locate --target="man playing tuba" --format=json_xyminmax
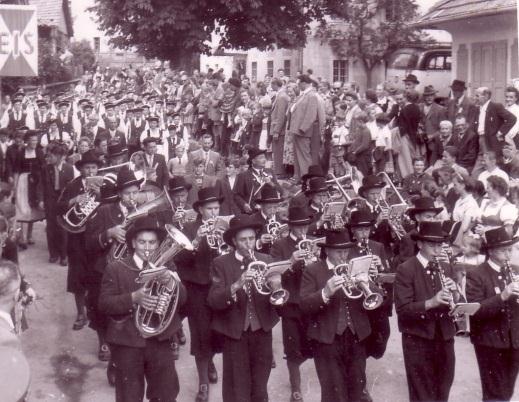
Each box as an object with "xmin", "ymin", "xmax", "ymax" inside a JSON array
[{"xmin": 99, "ymin": 216, "xmax": 186, "ymax": 402}]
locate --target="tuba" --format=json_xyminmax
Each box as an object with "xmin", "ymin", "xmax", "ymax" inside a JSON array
[
  {"xmin": 245, "ymin": 249, "xmax": 289, "ymax": 306},
  {"xmin": 134, "ymin": 224, "xmax": 193, "ymax": 338},
  {"xmin": 333, "ymin": 261, "xmax": 383, "ymax": 310},
  {"xmin": 108, "ymin": 190, "xmax": 174, "ymax": 263},
  {"xmin": 58, "ymin": 176, "xmax": 109, "ymax": 233}
]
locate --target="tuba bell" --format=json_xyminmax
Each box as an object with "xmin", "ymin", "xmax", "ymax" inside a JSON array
[
  {"xmin": 134, "ymin": 224, "xmax": 193, "ymax": 338},
  {"xmin": 108, "ymin": 190, "xmax": 175, "ymax": 263}
]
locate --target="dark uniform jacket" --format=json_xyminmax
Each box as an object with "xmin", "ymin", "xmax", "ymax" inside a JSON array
[
  {"xmin": 208, "ymin": 251, "xmax": 279, "ymax": 340},
  {"xmin": 467, "ymin": 262, "xmax": 519, "ymax": 349},
  {"xmin": 41, "ymin": 162, "xmax": 75, "ymax": 212},
  {"xmin": 85, "ymin": 202, "xmax": 126, "ymax": 274},
  {"xmin": 98, "ymin": 255, "xmax": 186, "ymax": 347},
  {"xmin": 143, "ymin": 153, "xmax": 169, "ymax": 188},
  {"xmin": 233, "ymin": 167, "xmax": 282, "ymax": 213},
  {"xmin": 300, "ymin": 259, "xmax": 373, "ymax": 344},
  {"xmin": 394, "ymin": 256, "xmax": 456, "ymax": 340},
  {"xmin": 251, "ymin": 210, "xmax": 284, "ymax": 255},
  {"xmin": 473, "ymin": 101, "xmax": 516, "ymax": 156}
]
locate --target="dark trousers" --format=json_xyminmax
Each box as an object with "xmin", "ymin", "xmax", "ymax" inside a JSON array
[
  {"xmin": 474, "ymin": 344, "xmax": 519, "ymax": 401},
  {"xmin": 45, "ymin": 199, "xmax": 67, "ymax": 259},
  {"xmin": 221, "ymin": 123, "xmax": 232, "ymax": 158},
  {"xmin": 222, "ymin": 329, "xmax": 273, "ymax": 402},
  {"xmin": 85, "ymin": 271, "xmax": 108, "ymax": 334},
  {"xmin": 110, "ymin": 340, "xmax": 179, "ymax": 402},
  {"xmin": 402, "ymin": 333, "xmax": 455, "ymax": 402},
  {"xmin": 313, "ymin": 330, "xmax": 367, "ymax": 402}
]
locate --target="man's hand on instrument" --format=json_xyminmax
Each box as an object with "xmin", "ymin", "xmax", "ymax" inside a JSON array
[
  {"xmin": 260, "ymin": 233, "xmax": 274, "ymax": 245},
  {"xmin": 442, "ymin": 277, "xmax": 457, "ymax": 293},
  {"xmin": 233, "ymin": 270, "xmax": 255, "ymax": 290},
  {"xmin": 369, "ymin": 258, "xmax": 381, "ymax": 277},
  {"xmin": 430, "ymin": 289, "xmax": 452, "ymax": 307},
  {"xmin": 107, "ymin": 225, "xmax": 126, "ymax": 243},
  {"xmin": 243, "ymin": 203, "xmax": 253, "ymax": 214},
  {"xmin": 290, "ymin": 249, "xmax": 307, "ymax": 264},
  {"xmin": 501, "ymin": 282, "xmax": 519, "ymax": 301},
  {"xmin": 323, "ymin": 275, "xmax": 345, "ymax": 298},
  {"xmin": 132, "ymin": 287, "xmax": 158, "ymax": 310}
]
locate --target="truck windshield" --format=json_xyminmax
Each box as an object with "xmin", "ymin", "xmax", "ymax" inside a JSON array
[{"xmin": 389, "ymin": 52, "xmax": 418, "ymax": 70}]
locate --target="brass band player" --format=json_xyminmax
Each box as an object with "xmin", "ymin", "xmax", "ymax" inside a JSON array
[
  {"xmin": 270, "ymin": 206, "xmax": 315, "ymax": 401},
  {"xmin": 98, "ymin": 216, "xmax": 186, "ymax": 401},
  {"xmin": 207, "ymin": 215, "xmax": 280, "ymax": 402},
  {"xmin": 466, "ymin": 227, "xmax": 519, "ymax": 402},
  {"xmin": 304, "ymin": 177, "xmax": 339, "ymax": 237},
  {"xmin": 300, "ymin": 230, "xmax": 381, "ymax": 402},
  {"xmin": 252, "ymin": 184, "xmax": 285, "ymax": 255},
  {"xmin": 394, "ymin": 221, "xmax": 461, "ymax": 402},
  {"xmin": 173, "ymin": 187, "xmax": 224, "ymax": 402}
]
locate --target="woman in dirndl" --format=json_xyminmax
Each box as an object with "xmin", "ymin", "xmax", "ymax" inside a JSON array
[{"xmin": 14, "ymin": 130, "xmax": 45, "ymax": 248}]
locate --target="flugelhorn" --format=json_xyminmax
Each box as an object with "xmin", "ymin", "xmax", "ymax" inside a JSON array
[
  {"xmin": 297, "ymin": 238, "xmax": 321, "ymax": 266},
  {"xmin": 333, "ymin": 260, "xmax": 383, "ymax": 310},
  {"xmin": 267, "ymin": 216, "xmax": 288, "ymax": 240},
  {"xmin": 134, "ymin": 224, "xmax": 193, "ymax": 338}
]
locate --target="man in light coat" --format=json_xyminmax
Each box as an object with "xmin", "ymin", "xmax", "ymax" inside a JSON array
[{"xmin": 269, "ymin": 79, "xmax": 290, "ymax": 177}]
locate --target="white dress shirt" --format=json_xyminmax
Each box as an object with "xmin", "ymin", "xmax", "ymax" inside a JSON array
[{"xmin": 477, "ymin": 100, "xmax": 490, "ymax": 136}]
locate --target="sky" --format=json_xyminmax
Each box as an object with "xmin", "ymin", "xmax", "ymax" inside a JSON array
[{"xmin": 71, "ymin": 0, "xmax": 444, "ymax": 40}]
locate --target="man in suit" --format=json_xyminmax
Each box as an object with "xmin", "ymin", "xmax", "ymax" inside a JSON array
[
  {"xmin": 142, "ymin": 137, "xmax": 168, "ymax": 188},
  {"xmin": 289, "ymin": 74, "xmax": 325, "ymax": 181},
  {"xmin": 215, "ymin": 158, "xmax": 241, "ymax": 216},
  {"xmin": 99, "ymin": 216, "xmax": 186, "ymax": 402},
  {"xmin": 0, "ymin": 260, "xmax": 30, "ymax": 402},
  {"xmin": 270, "ymin": 207, "xmax": 314, "ymax": 402},
  {"xmin": 188, "ymin": 133, "xmax": 224, "ymax": 178},
  {"xmin": 185, "ymin": 156, "xmax": 218, "ymax": 206},
  {"xmin": 466, "ymin": 227, "xmax": 519, "ymax": 402},
  {"xmin": 270, "ymin": 79, "xmax": 290, "ymax": 177},
  {"xmin": 104, "ymin": 116, "xmax": 127, "ymax": 147},
  {"xmin": 208, "ymin": 214, "xmax": 280, "ymax": 402},
  {"xmin": 42, "ymin": 143, "xmax": 74, "ymax": 265},
  {"xmin": 174, "ymin": 187, "xmax": 223, "ymax": 401},
  {"xmin": 446, "ymin": 80, "xmax": 478, "ymax": 126},
  {"xmin": 251, "ymin": 184, "xmax": 284, "ymax": 255},
  {"xmin": 0, "ymin": 128, "xmax": 10, "ymax": 182},
  {"xmin": 34, "ymin": 101, "xmax": 52, "ymax": 130},
  {"xmin": 56, "ymin": 101, "xmax": 75, "ymax": 136},
  {"xmin": 1, "ymin": 96, "xmax": 27, "ymax": 130},
  {"xmin": 454, "ymin": 114, "xmax": 478, "ymax": 172},
  {"xmin": 288, "ymin": 164, "xmax": 325, "ymax": 210},
  {"xmin": 473, "ymin": 86, "xmax": 516, "ymax": 160},
  {"xmin": 395, "ymin": 222, "xmax": 460, "ymax": 402},
  {"xmin": 300, "ymin": 229, "xmax": 380, "ymax": 402},
  {"xmin": 234, "ymin": 147, "xmax": 282, "ymax": 214},
  {"xmin": 420, "ymin": 86, "xmax": 447, "ymax": 165},
  {"xmin": 127, "ymin": 107, "xmax": 146, "ymax": 156}
]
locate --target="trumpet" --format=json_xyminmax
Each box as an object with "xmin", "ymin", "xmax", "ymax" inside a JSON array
[
  {"xmin": 245, "ymin": 249, "xmax": 289, "ymax": 306},
  {"xmin": 266, "ymin": 216, "xmax": 288, "ymax": 240},
  {"xmin": 202, "ymin": 216, "xmax": 231, "ymax": 255},
  {"xmin": 297, "ymin": 238, "xmax": 321, "ymax": 266},
  {"xmin": 333, "ymin": 261, "xmax": 383, "ymax": 310}
]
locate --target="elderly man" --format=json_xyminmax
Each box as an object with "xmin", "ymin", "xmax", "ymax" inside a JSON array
[
  {"xmin": 104, "ymin": 117, "xmax": 127, "ymax": 147},
  {"xmin": 288, "ymin": 74, "xmax": 325, "ymax": 181},
  {"xmin": 429, "ymin": 120, "xmax": 458, "ymax": 166},
  {"xmin": 504, "ymin": 86, "xmax": 519, "ymax": 146},
  {"xmin": 446, "ymin": 80, "xmax": 477, "ymax": 125},
  {"xmin": 420, "ymin": 85, "xmax": 447, "ymax": 165}
]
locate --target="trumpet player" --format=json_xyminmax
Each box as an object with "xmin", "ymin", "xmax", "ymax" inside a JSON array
[
  {"xmin": 85, "ymin": 169, "xmax": 143, "ymax": 380},
  {"xmin": 207, "ymin": 214, "xmax": 280, "ymax": 402},
  {"xmin": 300, "ymin": 230, "xmax": 380, "ymax": 402},
  {"xmin": 304, "ymin": 176, "xmax": 336, "ymax": 236},
  {"xmin": 270, "ymin": 207, "xmax": 315, "ymax": 402},
  {"xmin": 160, "ymin": 176, "xmax": 192, "ymax": 230},
  {"xmin": 98, "ymin": 216, "xmax": 186, "ymax": 402},
  {"xmin": 466, "ymin": 227, "xmax": 519, "ymax": 402},
  {"xmin": 394, "ymin": 221, "xmax": 460, "ymax": 402},
  {"xmin": 57, "ymin": 150, "xmax": 102, "ymax": 332},
  {"xmin": 173, "ymin": 187, "xmax": 224, "ymax": 402},
  {"xmin": 348, "ymin": 210, "xmax": 391, "ymax": 362},
  {"xmin": 252, "ymin": 184, "xmax": 285, "ymax": 254}
]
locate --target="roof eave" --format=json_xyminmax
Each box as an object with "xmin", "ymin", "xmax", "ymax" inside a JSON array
[{"xmin": 412, "ymin": 6, "xmax": 516, "ymax": 29}]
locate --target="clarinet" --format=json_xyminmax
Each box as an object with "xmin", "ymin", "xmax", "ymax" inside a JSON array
[{"xmin": 503, "ymin": 260, "xmax": 519, "ymax": 304}]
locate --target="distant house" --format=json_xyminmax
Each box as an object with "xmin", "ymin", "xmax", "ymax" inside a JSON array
[
  {"xmin": 414, "ymin": 0, "xmax": 517, "ymax": 103},
  {"xmin": 29, "ymin": 0, "xmax": 73, "ymax": 54}
]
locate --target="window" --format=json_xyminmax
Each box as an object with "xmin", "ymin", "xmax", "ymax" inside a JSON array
[
  {"xmin": 284, "ymin": 59, "xmax": 291, "ymax": 77},
  {"xmin": 267, "ymin": 60, "xmax": 274, "ymax": 77},
  {"xmin": 251, "ymin": 62, "xmax": 258, "ymax": 81},
  {"xmin": 333, "ymin": 60, "xmax": 348, "ymax": 83},
  {"xmin": 389, "ymin": 52, "xmax": 419, "ymax": 69},
  {"xmin": 426, "ymin": 54, "xmax": 452, "ymax": 70}
]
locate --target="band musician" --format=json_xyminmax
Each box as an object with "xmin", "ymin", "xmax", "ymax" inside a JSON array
[
  {"xmin": 252, "ymin": 184, "xmax": 285, "ymax": 255},
  {"xmin": 98, "ymin": 216, "xmax": 186, "ymax": 401},
  {"xmin": 466, "ymin": 227, "xmax": 519, "ymax": 402},
  {"xmin": 207, "ymin": 214, "xmax": 280, "ymax": 402},
  {"xmin": 394, "ymin": 221, "xmax": 460, "ymax": 402},
  {"xmin": 270, "ymin": 206, "xmax": 314, "ymax": 402},
  {"xmin": 300, "ymin": 230, "xmax": 380, "ymax": 402}
]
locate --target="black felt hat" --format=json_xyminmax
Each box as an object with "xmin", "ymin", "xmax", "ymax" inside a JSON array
[{"xmin": 223, "ymin": 214, "xmax": 263, "ymax": 246}]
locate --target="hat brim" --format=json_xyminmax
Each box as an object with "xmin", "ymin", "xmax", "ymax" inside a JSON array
[
  {"xmin": 358, "ymin": 182, "xmax": 386, "ymax": 197},
  {"xmin": 168, "ymin": 183, "xmax": 192, "ymax": 194},
  {"xmin": 483, "ymin": 236, "xmax": 519, "ymax": 250},
  {"xmin": 280, "ymin": 217, "xmax": 314, "ymax": 226},
  {"xmin": 100, "ymin": 194, "xmax": 119, "ymax": 203},
  {"xmin": 301, "ymin": 172, "xmax": 324, "ymax": 182},
  {"xmin": 316, "ymin": 241, "xmax": 355, "ymax": 249},
  {"xmin": 304, "ymin": 185, "xmax": 334, "ymax": 195},
  {"xmin": 75, "ymin": 159, "xmax": 103, "ymax": 170},
  {"xmin": 247, "ymin": 149, "xmax": 267, "ymax": 163},
  {"xmin": 407, "ymin": 207, "xmax": 442, "ymax": 219},
  {"xmin": 193, "ymin": 196, "xmax": 224, "ymax": 211},
  {"xmin": 348, "ymin": 219, "xmax": 375, "ymax": 228},
  {"xmin": 117, "ymin": 178, "xmax": 144, "ymax": 190},
  {"xmin": 255, "ymin": 196, "xmax": 284, "ymax": 204},
  {"xmin": 403, "ymin": 79, "xmax": 420, "ymax": 84},
  {"xmin": 125, "ymin": 224, "xmax": 167, "ymax": 247},
  {"xmin": 223, "ymin": 222, "xmax": 263, "ymax": 246},
  {"xmin": 108, "ymin": 150, "xmax": 128, "ymax": 158},
  {"xmin": 410, "ymin": 233, "xmax": 448, "ymax": 243}
]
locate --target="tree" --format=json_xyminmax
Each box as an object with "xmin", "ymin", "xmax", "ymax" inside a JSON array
[
  {"xmin": 89, "ymin": 0, "xmax": 324, "ymax": 69},
  {"xmin": 69, "ymin": 40, "xmax": 96, "ymax": 71},
  {"xmin": 317, "ymin": 0, "xmax": 430, "ymax": 87}
]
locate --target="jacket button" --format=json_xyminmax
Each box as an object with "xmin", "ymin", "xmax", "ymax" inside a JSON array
[
  {"xmin": 227, "ymin": 301, "xmax": 231, "ymax": 305},
  {"xmin": 420, "ymin": 314, "xmax": 425, "ymax": 319}
]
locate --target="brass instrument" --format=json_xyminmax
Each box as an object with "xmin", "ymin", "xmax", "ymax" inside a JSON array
[
  {"xmin": 377, "ymin": 172, "xmax": 409, "ymax": 239},
  {"xmin": 327, "ymin": 173, "xmax": 367, "ymax": 211},
  {"xmin": 333, "ymin": 260, "xmax": 383, "ymax": 310},
  {"xmin": 58, "ymin": 176, "xmax": 106, "ymax": 233},
  {"xmin": 245, "ymin": 249, "xmax": 289, "ymax": 306},
  {"xmin": 322, "ymin": 201, "xmax": 346, "ymax": 230},
  {"xmin": 297, "ymin": 238, "xmax": 321, "ymax": 266},
  {"xmin": 108, "ymin": 190, "xmax": 175, "ymax": 263},
  {"xmin": 504, "ymin": 260, "xmax": 519, "ymax": 304},
  {"xmin": 267, "ymin": 216, "xmax": 288, "ymax": 240},
  {"xmin": 202, "ymin": 216, "xmax": 231, "ymax": 255},
  {"xmin": 134, "ymin": 224, "xmax": 193, "ymax": 338}
]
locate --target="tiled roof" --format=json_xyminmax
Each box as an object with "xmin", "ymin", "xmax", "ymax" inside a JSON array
[
  {"xmin": 414, "ymin": 0, "xmax": 516, "ymax": 27},
  {"xmin": 28, "ymin": 0, "xmax": 73, "ymax": 36}
]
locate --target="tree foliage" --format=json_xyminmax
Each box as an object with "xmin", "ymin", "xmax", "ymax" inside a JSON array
[
  {"xmin": 90, "ymin": 0, "xmax": 324, "ymax": 68},
  {"xmin": 317, "ymin": 0, "xmax": 430, "ymax": 87},
  {"xmin": 69, "ymin": 39, "xmax": 96, "ymax": 71}
]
